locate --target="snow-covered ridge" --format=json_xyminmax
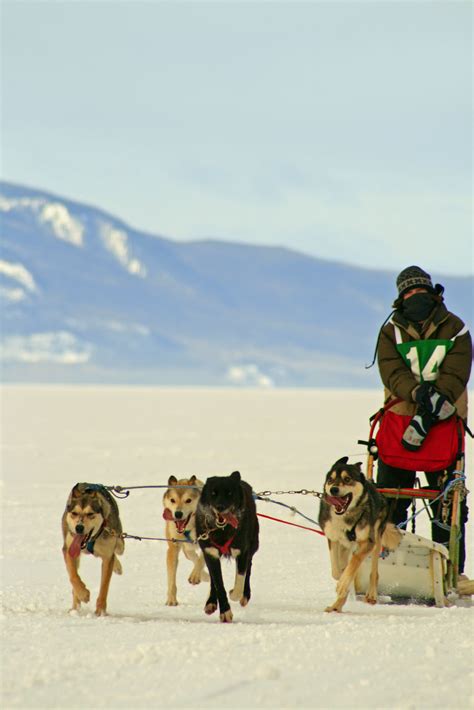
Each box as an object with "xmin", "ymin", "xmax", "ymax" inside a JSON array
[
  {"xmin": 0, "ymin": 287, "xmax": 27, "ymax": 302},
  {"xmin": 0, "ymin": 195, "xmax": 44, "ymax": 212},
  {"xmin": 39, "ymin": 203, "xmax": 84, "ymax": 247},
  {"xmin": 0, "ymin": 259, "xmax": 37, "ymax": 292},
  {"xmin": 227, "ymin": 363, "xmax": 274, "ymax": 388},
  {"xmin": 99, "ymin": 221, "xmax": 147, "ymax": 278},
  {"xmin": 1, "ymin": 331, "xmax": 92, "ymax": 364},
  {"xmin": 0, "ymin": 195, "xmax": 84, "ymax": 247}
]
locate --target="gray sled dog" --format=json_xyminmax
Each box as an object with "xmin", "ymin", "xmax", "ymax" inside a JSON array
[
  {"xmin": 162, "ymin": 475, "xmax": 208, "ymax": 606},
  {"xmin": 318, "ymin": 457, "xmax": 401, "ymax": 613},
  {"xmin": 62, "ymin": 483, "xmax": 124, "ymax": 615}
]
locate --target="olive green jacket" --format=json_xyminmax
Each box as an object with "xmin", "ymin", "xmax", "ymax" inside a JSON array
[{"xmin": 377, "ymin": 302, "xmax": 472, "ymax": 420}]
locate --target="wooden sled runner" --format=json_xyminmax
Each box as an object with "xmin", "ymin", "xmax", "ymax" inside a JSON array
[
  {"xmin": 355, "ymin": 531, "xmax": 449, "ymax": 607},
  {"xmin": 355, "ymin": 400, "xmax": 471, "ymax": 607}
]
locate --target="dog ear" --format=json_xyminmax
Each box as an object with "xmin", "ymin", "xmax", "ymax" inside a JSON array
[
  {"xmin": 333, "ymin": 456, "xmax": 349, "ymax": 467},
  {"xmin": 230, "ymin": 471, "xmax": 241, "ymax": 482},
  {"xmin": 189, "ymin": 475, "xmax": 196, "ymax": 485},
  {"xmin": 98, "ymin": 494, "xmax": 112, "ymax": 520},
  {"xmin": 168, "ymin": 475, "xmax": 177, "ymax": 486},
  {"xmin": 200, "ymin": 479, "xmax": 211, "ymax": 505},
  {"xmin": 67, "ymin": 483, "xmax": 81, "ymax": 506}
]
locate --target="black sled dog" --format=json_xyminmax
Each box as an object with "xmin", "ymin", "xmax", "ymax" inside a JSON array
[
  {"xmin": 318, "ymin": 457, "xmax": 401, "ymax": 613},
  {"xmin": 196, "ymin": 471, "xmax": 259, "ymax": 623}
]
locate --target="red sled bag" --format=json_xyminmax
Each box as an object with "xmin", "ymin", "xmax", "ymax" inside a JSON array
[{"xmin": 375, "ymin": 410, "xmax": 461, "ymax": 472}]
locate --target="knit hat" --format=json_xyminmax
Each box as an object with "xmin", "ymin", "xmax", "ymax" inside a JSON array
[{"xmin": 396, "ymin": 266, "xmax": 434, "ymax": 297}]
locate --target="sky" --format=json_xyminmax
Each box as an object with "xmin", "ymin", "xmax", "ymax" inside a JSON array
[{"xmin": 2, "ymin": 1, "xmax": 472, "ymax": 275}]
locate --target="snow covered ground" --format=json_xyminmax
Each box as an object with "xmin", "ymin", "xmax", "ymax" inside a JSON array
[{"xmin": 1, "ymin": 386, "xmax": 473, "ymax": 709}]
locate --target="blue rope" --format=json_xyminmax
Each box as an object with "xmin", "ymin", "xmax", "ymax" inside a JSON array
[
  {"xmin": 122, "ymin": 533, "xmax": 197, "ymax": 544},
  {"xmin": 396, "ymin": 473, "xmax": 466, "ymax": 530},
  {"xmin": 254, "ymin": 494, "xmax": 322, "ymax": 528}
]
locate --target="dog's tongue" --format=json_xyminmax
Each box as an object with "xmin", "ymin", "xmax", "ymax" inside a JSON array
[
  {"xmin": 175, "ymin": 518, "xmax": 188, "ymax": 533},
  {"xmin": 325, "ymin": 495, "xmax": 348, "ymax": 512},
  {"xmin": 163, "ymin": 508, "xmax": 190, "ymax": 533},
  {"xmin": 69, "ymin": 534, "xmax": 85, "ymax": 558},
  {"xmin": 218, "ymin": 512, "xmax": 239, "ymax": 529}
]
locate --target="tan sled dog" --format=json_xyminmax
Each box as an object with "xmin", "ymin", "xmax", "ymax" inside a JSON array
[
  {"xmin": 163, "ymin": 475, "xmax": 208, "ymax": 605},
  {"xmin": 62, "ymin": 483, "xmax": 124, "ymax": 615}
]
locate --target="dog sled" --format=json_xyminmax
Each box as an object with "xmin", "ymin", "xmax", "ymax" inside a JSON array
[{"xmin": 356, "ymin": 399, "xmax": 471, "ymax": 607}]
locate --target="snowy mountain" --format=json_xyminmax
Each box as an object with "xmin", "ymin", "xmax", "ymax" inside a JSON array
[{"xmin": 1, "ymin": 180, "xmax": 472, "ymax": 386}]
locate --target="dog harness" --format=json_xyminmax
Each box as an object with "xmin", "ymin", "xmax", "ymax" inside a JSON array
[
  {"xmin": 209, "ymin": 532, "xmax": 236, "ymax": 556},
  {"xmin": 82, "ymin": 520, "xmax": 107, "ymax": 554},
  {"xmin": 345, "ymin": 510, "xmax": 368, "ymax": 543}
]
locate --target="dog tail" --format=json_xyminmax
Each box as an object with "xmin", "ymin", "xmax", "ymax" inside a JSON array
[
  {"xmin": 113, "ymin": 555, "xmax": 123, "ymax": 575},
  {"xmin": 381, "ymin": 523, "xmax": 402, "ymax": 551}
]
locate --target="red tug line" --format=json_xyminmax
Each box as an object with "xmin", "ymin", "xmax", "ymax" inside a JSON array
[{"xmin": 257, "ymin": 512, "xmax": 325, "ymax": 536}]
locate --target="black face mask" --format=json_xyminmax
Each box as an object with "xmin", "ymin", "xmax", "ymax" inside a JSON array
[{"xmin": 401, "ymin": 293, "xmax": 436, "ymax": 322}]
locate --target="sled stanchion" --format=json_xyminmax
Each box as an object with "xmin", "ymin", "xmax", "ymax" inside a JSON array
[
  {"xmin": 367, "ymin": 449, "xmax": 375, "ymax": 481},
  {"xmin": 447, "ymin": 455, "xmax": 464, "ymax": 590}
]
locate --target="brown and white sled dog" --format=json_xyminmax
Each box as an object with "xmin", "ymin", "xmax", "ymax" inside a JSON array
[
  {"xmin": 318, "ymin": 457, "xmax": 401, "ymax": 613},
  {"xmin": 162, "ymin": 475, "xmax": 208, "ymax": 606},
  {"xmin": 62, "ymin": 483, "xmax": 124, "ymax": 616}
]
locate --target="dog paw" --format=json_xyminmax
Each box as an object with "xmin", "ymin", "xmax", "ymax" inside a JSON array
[
  {"xmin": 75, "ymin": 585, "xmax": 90, "ymax": 603},
  {"xmin": 220, "ymin": 609, "xmax": 233, "ymax": 623},
  {"xmin": 324, "ymin": 604, "xmax": 342, "ymax": 613},
  {"xmin": 95, "ymin": 606, "xmax": 107, "ymax": 616},
  {"xmin": 188, "ymin": 572, "xmax": 201, "ymax": 585},
  {"xmin": 229, "ymin": 588, "xmax": 241, "ymax": 602},
  {"xmin": 364, "ymin": 594, "xmax": 377, "ymax": 605},
  {"xmin": 204, "ymin": 602, "xmax": 217, "ymax": 615},
  {"xmin": 240, "ymin": 596, "xmax": 249, "ymax": 607},
  {"xmin": 166, "ymin": 598, "xmax": 179, "ymax": 606}
]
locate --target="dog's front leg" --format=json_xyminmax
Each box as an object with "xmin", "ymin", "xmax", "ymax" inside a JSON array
[
  {"xmin": 204, "ymin": 549, "xmax": 232, "ymax": 622},
  {"xmin": 183, "ymin": 545, "xmax": 208, "ymax": 585},
  {"xmin": 204, "ymin": 574, "xmax": 218, "ymax": 615},
  {"xmin": 166, "ymin": 542, "xmax": 180, "ymax": 605},
  {"xmin": 63, "ymin": 548, "xmax": 90, "ymax": 609},
  {"xmin": 325, "ymin": 541, "xmax": 373, "ymax": 613},
  {"xmin": 229, "ymin": 549, "xmax": 253, "ymax": 606},
  {"xmin": 95, "ymin": 555, "xmax": 114, "ymax": 616},
  {"xmin": 229, "ymin": 549, "xmax": 245, "ymax": 603},
  {"xmin": 242, "ymin": 553, "xmax": 256, "ymax": 606},
  {"xmin": 365, "ymin": 540, "xmax": 382, "ymax": 605},
  {"xmin": 328, "ymin": 540, "xmax": 341, "ymax": 580}
]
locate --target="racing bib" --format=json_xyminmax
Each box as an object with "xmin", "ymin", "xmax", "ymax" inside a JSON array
[{"xmin": 396, "ymin": 339, "xmax": 454, "ymax": 383}]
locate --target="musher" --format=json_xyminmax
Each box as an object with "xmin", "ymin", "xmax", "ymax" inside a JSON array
[{"xmin": 375, "ymin": 265, "xmax": 472, "ymax": 577}]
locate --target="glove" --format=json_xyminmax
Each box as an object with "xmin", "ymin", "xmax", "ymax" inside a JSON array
[
  {"xmin": 402, "ymin": 409, "xmax": 437, "ymax": 451},
  {"xmin": 413, "ymin": 383, "xmax": 455, "ymax": 421}
]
